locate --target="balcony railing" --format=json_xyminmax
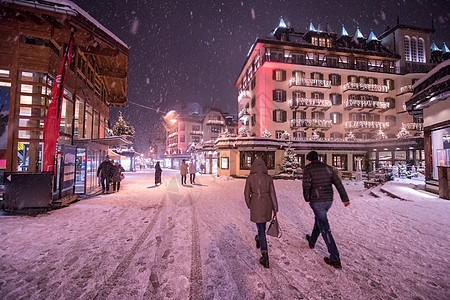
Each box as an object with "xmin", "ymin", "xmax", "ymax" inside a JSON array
[
  {"xmin": 168, "ymin": 132, "xmax": 178, "ymax": 138},
  {"xmin": 206, "ymin": 119, "xmax": 225, "ymax": 125},
  {"xmin": 238, "ymin": 107, "xmax": 250, "ymax": 119},
  {"xmin": 289, "ymin": 77, "xmax": 331, "ymax": 89},
  {"xmin": 344, "ymin": 99, "xmax": 390, "ymax": 110},
  {"xmin": 190, "ymin": 131, "xmax": 203, "ymax": 135},
  {"xmin": 400, "ymin": 85, "xmax": 414, "ymax": 94},
  {"xmin": 290, "ymin": 118, "xmax": 333, "ymax": 128},
  {"xmin": 343, "ymin": 82, "xmax": 389, "ymax": 93},
  {"xmin": 289, "ymin": 98, "xmax": 332, "ymax": 109},
  {"xmin": 344, "ymin": 121, "xmax": 390, "ymax": 129},
  {"xmin": 403, "ymin": 122, "xmax": 423, "ymax": 131}
]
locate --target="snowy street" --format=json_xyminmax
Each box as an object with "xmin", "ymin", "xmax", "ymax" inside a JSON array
[{"xmin": 1, "ymin": 169, "xmax": 449, "ymax": 300}]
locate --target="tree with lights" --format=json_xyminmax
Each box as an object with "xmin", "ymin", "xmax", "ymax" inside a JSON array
[
  {"xmin": 374, "ymin": 128, "xmax": 388, "ymax": 140},
  {"xmin": 262, "ymin": 129, "xmax": 272, "ymax": 138},
  {"xmin": 280, "ymin": 145, "xmax": 300, "ymax": 175},
  {"xmin": 112, "ymin": 111, "xmax": 135, "ymax": 137},
  {"xmin": 397, "ymin": 124, "xmax": 411, "ymax": 139},
  {"xmin": 345, "ymin": 131, "xmax": 356, "ymax": 141}
]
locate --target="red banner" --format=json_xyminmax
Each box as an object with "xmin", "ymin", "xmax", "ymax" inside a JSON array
[{"xmin": 42, "ymin": 34, "xmax": 73, "ymax": 173}]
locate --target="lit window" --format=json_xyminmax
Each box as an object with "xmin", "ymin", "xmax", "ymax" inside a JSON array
[
  {"xmin": 411, "ymin": 37, "xmax": 418, "ymax": 62},
  {"xmin": 312, "ymin": 37, "xmax": 318, "ymax": 46},
  {"xmin": 319, "ymin": 38, "xmax": 326, "ymax": 47},
  {"xmin": 418, "ymin": 38, "xmax": 425, "ymax": 63},
  {"xmin": 404, "ymin": 36, "xmax": 411, "ymax": 61},
  {"xmin": 275, "ymin": 70, "xmax": 283, "ymax": 81}
]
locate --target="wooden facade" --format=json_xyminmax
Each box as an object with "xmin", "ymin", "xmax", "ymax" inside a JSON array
[{"xmin": 0, "ymin": 1, "xmax": 129, "ymax": 173}]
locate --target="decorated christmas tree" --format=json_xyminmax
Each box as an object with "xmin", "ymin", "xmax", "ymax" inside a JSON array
[
  {"xmin": 310, "ymin": 130, "xmax": 320, "ymax": 140},
  {"xmin": 262, "ymin": 129, "xmax": 272, "ymax": 138},
  {"xmin": 281, "ymin": 130, "xmax": 291, "ymax": 140},
  {"xmin": 345, "ymin": 131, "xmax": 356, "ymax": 141},
  {"xmin": 374, "ymin": 128, "xmax": 388, "ymax": 140},
  {"xmin": 397, "ymin": 124, "xmax": 411, "ymax": 139},
  {"xmin": 112, "ymin": 111, "xmax": 135, "ymax": 137},
  {"xmin": 280, "ymin": 146, "xmax": 300, "ymax": 175},
  {"xmin": 238, "ymin": 126, "xmax": 250, "ymax": 137}
]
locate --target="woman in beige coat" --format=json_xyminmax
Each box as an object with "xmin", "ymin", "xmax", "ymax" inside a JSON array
[{"xmin": 244, "ymin": 157, "xmax": 278, "ymax": 268}]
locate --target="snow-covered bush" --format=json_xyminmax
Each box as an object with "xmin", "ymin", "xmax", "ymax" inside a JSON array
[{"xmin": 262, "ymin": 129, "xmax": 272, "ymax": 138}]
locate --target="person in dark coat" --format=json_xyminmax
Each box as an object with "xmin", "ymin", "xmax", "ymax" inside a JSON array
[
  {"xmin": 112, "ymin": 162, "xmax": 125, "ymax": 192},
  {"xmin": 244, "ymin": 157, "xmax": 278, "ymax": 268},
  {"xmin": 155, "ymin": 162, "xmax": 162, "ymax": 185},
  {"xmin": 303, "ymin": 151, "xmax": 350, "ymax": 269},
  {"xmin": 97, "ymin": 155, "xmax": 115, "ymax": 193},
  {"xmin": 180, "ymin": 160, "xmax": 188, "ymax": 185}
]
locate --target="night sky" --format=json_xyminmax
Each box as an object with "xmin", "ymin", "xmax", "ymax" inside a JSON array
[{"xmin": 73, "ymin": 0, "xmax": 450, "ymax": 153}]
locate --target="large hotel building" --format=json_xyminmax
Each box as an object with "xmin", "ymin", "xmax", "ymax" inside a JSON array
[{"xmin": 217, "ymin": 19, "xmax": 448, "ymax": 177}]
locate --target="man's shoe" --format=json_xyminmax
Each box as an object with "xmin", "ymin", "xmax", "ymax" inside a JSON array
[
  {"xmin": 306, "ymin": 234, "xmax": 315, "ymax": 249},
  {"xmin": 324, "ymin": 257, "xmax": 342, "ymax": 269},
  {"xmin": 255, "ymin": 235, "xmax": 260, "ymax": 249}
]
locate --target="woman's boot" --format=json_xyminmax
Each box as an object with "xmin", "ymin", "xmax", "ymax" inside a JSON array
[{"xmin": 259, "ymin": 251, "xmax": 269, "ymax": 268}]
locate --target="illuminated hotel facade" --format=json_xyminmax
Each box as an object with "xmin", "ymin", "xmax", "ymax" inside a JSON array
[{"xmin": 217, "ymin": 20, "xmax": 447, "ymax": 177}]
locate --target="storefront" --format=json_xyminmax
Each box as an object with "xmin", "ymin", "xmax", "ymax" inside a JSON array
[{"xmin": 431, "ymin": 126, "xmax": 450, "ymax": 180}]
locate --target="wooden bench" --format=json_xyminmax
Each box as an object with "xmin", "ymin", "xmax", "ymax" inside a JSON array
[
  {"xmin": 364, "ymin": 181, "xmax": 378, "ymax": 189},
  {"xmin": 341, "ymin": 171, "xmax": 353, "ymax": 180}
]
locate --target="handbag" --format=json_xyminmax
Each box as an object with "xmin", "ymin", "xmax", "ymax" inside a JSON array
[
  {"xmin": 120, "ymin": 174, "xmax": 125, "ymax": 180},
  {"xmin": 267, "ymin": 214, "xmax": 282, "ymax": 238}
]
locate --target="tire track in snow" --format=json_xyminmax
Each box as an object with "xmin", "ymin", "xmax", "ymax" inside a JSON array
[
  {"xmin": 93, "ymin": 194, "xmax": 167, "ymax": 300},
  {"xmin": 188, "ymin": 190, "xmax": 203, "ymax": 300}
]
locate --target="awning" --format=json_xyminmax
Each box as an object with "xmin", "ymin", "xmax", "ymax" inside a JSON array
[{"xmin": 84, "ymin": 136, "xmax": 132, "ymax": 147}]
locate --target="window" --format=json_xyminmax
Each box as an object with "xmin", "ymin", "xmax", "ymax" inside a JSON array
[
  {"xmin": 312, "ymin": 37, "xmax": 318, "ymax": 46},
  {"xmin": 404, "ymin": 36, "xmax": 411, "ymax": 61},
  {"xmin": 211, "ymin": 126, "xmax": 221, "ymax": 133},
  {"xmin": 293, "ymin": 131, "xmax": 306, "ymax": 138},
  {"xmin": 275, "ymin": 130, "xmax": 284, "ymax": 139},
  {"xmin": 418, "ymin": 38, "xmax": 425, "ymax": 63},
  {"xmin": 221, "ymin": 157, "xmax": 229, "ymax": 170},
  {"xmin": 329, "ymin": 74, "xmax": 341, "ymax": 86},
  {"xmin": 311, "ymin": 111, "xmax": 324, "ymax": 120},
  {"xmin": 273, "ymin": 110, "xmax": 287, "ymax": 123},
  {"xmin": 361, "ymin": 114, "xmax": 367, "ymax": 121},
  {"xmin": 192, "ymin": 125, "xmax": 200, "ymax": 131},
  {"xmin": 180, "ymin": 135, "xmax": 185, "ymax": 142},
  {"xmin": 192, "ymin": 136, "xmax": 200, "ymax": 143},
  {"xmin": 293, "ymin": 91, "xmax": 305, "ymax": 100},
  {"xmin": 240, "ymin": 151, "xmax": 275, "ymax": 170},
  {"xmin": 311, "ymin": 92, "xmax": 324, "ymax": 99},
  {"xmin": 293, "ymin": 110, "xmax": 306, "ymax": 119},
  {"xmin": 330, "ymin": 93, "xmax": 342, "ymax": 105},
  {"xmin": 251, "ymin": 77, "xmax": 256, "ymax": 89},
  {"xmin": 293, "ymin": 71, "xmax": 305, "ymax": 81},
  {"xmin": 384, "ymin": 79, "xmax": 395, "ymax": 91},
  {"xmin": 385, "ymin": 115, "xmax": 396, "ymax": 127},
  {"xmin": 368, "ymin": 77, "xmax": 378, "ymax": 85},
  {"xmin": 251, "ymin": 114, "xmax": 256, "ymax": 126},
  {"xmin": 411, "ymin": 37, "xmax": 418, "ymax": 62},
  {"xmin": 330, "ymin": 132, "xmax": 343, "ymax": 139},
  {"xmin": 311, "ymin": 72, "xmax": 323, "ymax": 80},
  {"xmin": 251, "ymin": 96, "xmax": 256, "ymax": 108},
  {"xmin": 330, "ymin": 112, "xmax": 342, "ymax": 124},
  {"xmin": 291, "ymin": 52, "xmax": 306, "ymax": 64},
  {"xmin": 180, "ymin": 123, "xmax": 185, "ymax": 131},
  {"xmin": 351, "ymin": 113, "xmax": 357, "ymax": 121},
  {"xmin": 273, "ymin": 69, "xmax": 286, "ymax": 81},
  {"xmin": 349, "ymin": 75, "xmax": 358, "ymax": 83},
  {"xmin": 273, "ymin": 89, "xmax": 286, "ymax": 102},
  {"xmin": 327, "ymin": 39, "xmax": 332, "ymax": 48},
  {"xmin": 319, "ymin": 38, "xmax": 326, "ymax": 47},
  {"xmin": 332, "ymin": 154, "xmax": 347, "ymax": 170},
  {"xmin": 385, "ymin": 97, "xmax": 395, "ymax": 109}
]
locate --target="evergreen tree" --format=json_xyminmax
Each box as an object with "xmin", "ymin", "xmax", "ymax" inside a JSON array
[
  {"xmin": 397, "ymin": 124, "xmax": 411, "ymax": 139},
  {"xmin": 112, "ymin": 111, "xmax": 135, "ymax": 137},
  {"xmin": 374, "ymin": 128, "xmax": 388, "ymax": 140},
  {"xmin": 280, "ymin": 146, "xmax": 300, "ymax": 175}
]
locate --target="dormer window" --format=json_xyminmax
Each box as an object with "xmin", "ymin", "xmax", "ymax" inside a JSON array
[
  {"xmin": 312, "ymin": 37, "xmax": 318, "ymax": 46},
  {"xmin": 319, "ymin": 38, "xmax": 326, "ymax": 47}
]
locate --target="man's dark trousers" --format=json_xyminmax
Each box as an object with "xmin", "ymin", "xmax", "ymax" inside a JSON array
[{"xmin": 309, "ymin": 201, "xmax": 340, "ymax": 262}]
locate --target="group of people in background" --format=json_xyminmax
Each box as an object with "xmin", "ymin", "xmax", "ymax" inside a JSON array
[
  {"xmin": 97, "ymin": 155, "xmax": 125, "ymax": 194},
  {"xmin": 180, "ymin": 159, "xmax": 196, "ymax": 185}
]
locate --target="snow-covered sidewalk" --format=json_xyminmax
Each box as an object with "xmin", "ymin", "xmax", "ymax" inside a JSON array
[{"xmin": 0, "ymin": 170, "xmax": 449, "ymax": 299}]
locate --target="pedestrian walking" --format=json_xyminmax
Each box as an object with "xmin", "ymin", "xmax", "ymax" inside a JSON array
[
  {"xmin": 97, "ymin": 155, "xmax": 115, "ymax": 193},
  {"xmin": 244, "ymin": 157, "xmax": 278, "ymax": 268},
  {"xmin": 302, "ymin": 151, "xmax": 350, "ymax": 269},
  {"xmin": 111, "ymin": 162, "xmax": 125, "ymax": 192},
  {"xmin": 155, "ymin": 161, "xmax": 162, "ymax": 185},
  {"xmin": 180, "ymin": 159, "xmax": 188, "ymax": 185},
  {"xmin": 200, "ymin": 163, "xmax": 205, "ymax": 174},
  {"xmin": 188, "ymin": 161, "xmax": 196, "ymax": 184}
]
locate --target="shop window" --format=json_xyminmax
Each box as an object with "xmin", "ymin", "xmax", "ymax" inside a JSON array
[
  {"xmin": 353, "ymin": 155, "xmax": 366, "ymax": 171},
  {"xmin": 332, "ymin": 154, "xmax": 348, "ymax": 170},
  {"xmin": 240, "ymin": 151, "xmax": 275, "ymax": 170}
]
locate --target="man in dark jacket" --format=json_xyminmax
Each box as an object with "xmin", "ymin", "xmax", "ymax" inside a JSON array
[
  {"xmin": 303, "ymin": 151, "xmax": 350, "ymax": 269},
  {"xmin": 97, "ymin": 155, "xmax": 114, "ymax": 193}
]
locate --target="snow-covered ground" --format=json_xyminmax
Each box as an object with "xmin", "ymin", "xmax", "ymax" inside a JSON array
[{"xmin": 0, "ymin": 169, "xmax": 449, "ymax": 300}]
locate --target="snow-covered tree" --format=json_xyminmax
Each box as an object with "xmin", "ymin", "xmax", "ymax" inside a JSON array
[
  {"xmin": 397, "ymin": 124, "xmax": 411, "ymax": 139},
  {"xmin": 345, "ymin": 131, "xmax": 356, "ymax": 141},
  {"xmin": 262, "ymin": 129, "xmax": 272, "ymax": 138},
  {"xmin": 310, "ymin": 130, "xmax": 320, "ymax": 140},
  {"xmin": 281, "ymin": 130, "xmax": 291, "ymax": 140},
  {"xmin": 238, "ymin": 126, "xmax": 250, "ymax": 137},
  {"xmin": 112, "ymin": 111, "xmax": 135, "ymax": 137},
  {"xmin": 280, "ymin": 146, "xmax": 300, "ymax": 175},
  {"xmin": 219, "ymin": 127, "xmax": 231, "ymax": 138},
  {"xmin": 374, "ymin": 128, "xmax": 388, "ymax": 140}
]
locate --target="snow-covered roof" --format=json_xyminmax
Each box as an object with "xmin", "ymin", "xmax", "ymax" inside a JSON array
[
  {"xmin": 442, "ymin": 42, "xmax": 450, "ymax": 53},
  {"xmin": 341, "ymin": 25, "xmax": 349, "ymax": 37},
  {"xmin": 413, "ymin": 59, "xmax": 450, "ymax": 89},
  {"xmin": 3, "ymin": 0, "xmax": 128, "ymax": 49},
  {"xmin": 278, "ymin": 17, "xmax": 287, "ymax": 28},
  {"xmin": 308, "ymin": 22, "xmax": 316, "ymax": 32},
  {"xmin": 367, "ymin": 31, "xmax": 379, "ymax": 42},
  {"xmin": 354, "ymin": 27, "xmax": 364, "ymax": 39}
]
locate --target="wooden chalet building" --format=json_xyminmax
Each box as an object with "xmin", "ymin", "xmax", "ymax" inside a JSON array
[{"xmin": 0, "ymin": 0, "xmax": 129, "ymax": 206}]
